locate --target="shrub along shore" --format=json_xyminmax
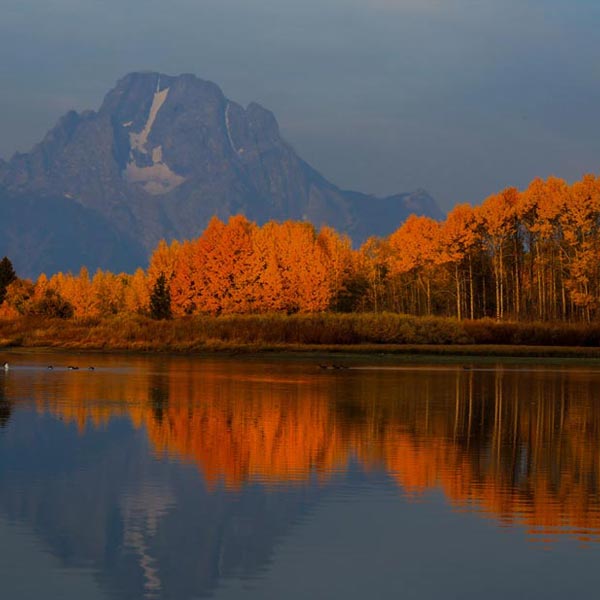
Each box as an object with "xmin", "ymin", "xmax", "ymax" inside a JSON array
[{"xmin": 2, "ymin": 313, "xmax": 600, "ymax": 358}]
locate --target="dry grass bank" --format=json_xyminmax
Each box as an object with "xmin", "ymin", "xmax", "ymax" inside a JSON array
[{"xmin": 1, "ymin": 313, "xmax": 600, "ymax": 357}]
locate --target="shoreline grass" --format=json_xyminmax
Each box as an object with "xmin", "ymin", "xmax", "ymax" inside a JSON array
[{"xmin": 2, "ymin": 313, "xmax": 600, "ymax": 358}]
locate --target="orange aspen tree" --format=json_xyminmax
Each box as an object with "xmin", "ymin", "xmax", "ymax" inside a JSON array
[
  {"xmin": 388, "ymin": 215, "xmax": 442, "ymax": 315},
  {"xmin": 560, "ymin": 175, "xmax": 600, "ymax": 321},
  {"xmin": 440, "ymin": 204, "xmax": 478, "ymax": 319},
  {"xmin": 148, "ymin": 240, "xmax": 180, "ymax": 283},
  {"xmin": 476, "ymin": 188, "xmax": 519, "ymax": 320},
  {"xmin": 147, "ymin": 239, "xmax": 181, "ymax": 318},
  {"xmin": 187, "ymin": 216, "xmax": 257, "ymax": 314},
  {"xmin": 218, "ymin": 215, "xmax": 259, "ymax": 313},
  {"xmin": 517, "ymin": 178, "xmax": 543, "ymax": 320},
  {"xmin": 191, "ymin": 216, "xmax": 228, "ymax": 314},
  {"xmin": 540, "ymin": 177, "xmax": 570, "ymax": 320},
  {"xmin": 251, "ymin": 222, "xmax": 287, "ymax": 312},
  {"xmin": 169, "ymin": 241, "xmax": 199, "ymax": 315},
  {"xmin": 91, "ymin": 270, "xmax": 127, "ymax": 315},
  {"xmin": 276, "ymin": 221, "xmax": 332, "ymax": 312},
  {"xmin": 123, "ymin": 268, "xmax": 149, "ymax": 314},
  {"xmin": 519, "ymin": 177, "xmax": 569, "ymax": 320},
  {"xmin": 316, "ymin": 226, "xmax": 356, "ymax": 311},
  {"xmin": 356, "ymin": 237, "xmax": 390, "ymax": 313},
  {"xmin": 49, "ymin": 268, "xmax": 96, "ymax": 316}
]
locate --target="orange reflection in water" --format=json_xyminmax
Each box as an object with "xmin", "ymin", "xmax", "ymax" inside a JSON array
[
  {"xmin": 27, "ymin": 359, "xmax": 600, "ymax": 543},
  {"xmin": 147, "ymin": 380, "xmax": 351, "ymax": 488}
]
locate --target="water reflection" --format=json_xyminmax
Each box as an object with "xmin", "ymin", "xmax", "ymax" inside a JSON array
[
  {"xmin": 2, "ymin": 356, "xmax": 600, "ymax": 598},
  {"xmin": 0, "ymin": 375, "xmax": 11, "ymax": 427},
  {"xmin": 13, "ymin": 359, "xmax": 600, "ymax": 540}
]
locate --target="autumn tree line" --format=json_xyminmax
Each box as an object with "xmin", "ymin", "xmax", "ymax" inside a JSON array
[{"xmin": 2, "ymin": 174, "xmax": 600, "ymax": 323}]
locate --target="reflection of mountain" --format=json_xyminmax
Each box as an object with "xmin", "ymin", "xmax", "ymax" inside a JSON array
[
  {"xmin": 0, "ymin": 408, "xmax": 328, "ymax": 600},
  {"xmin": 2, "ymin": 359, "xmax": 600, "ymax": 598}
]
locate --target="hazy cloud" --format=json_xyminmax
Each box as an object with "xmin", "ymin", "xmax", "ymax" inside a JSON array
[{"xmin": 1, "ymin": 0, "xmax": 599, "ymax": 209}]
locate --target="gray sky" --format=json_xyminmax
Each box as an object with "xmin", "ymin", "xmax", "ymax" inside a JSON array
[{"xmin": 1, "ymin": 0, "xmax": 600, "ymax": 210}]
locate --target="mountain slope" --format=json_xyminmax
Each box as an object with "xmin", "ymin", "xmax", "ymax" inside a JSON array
[
  {"xmin": 0, "ymin": 72, "xmax": 443, "ymax": 277},
  {"xmin": 0, "ymin": 191, "xmax": 146, "ymax": 276}
]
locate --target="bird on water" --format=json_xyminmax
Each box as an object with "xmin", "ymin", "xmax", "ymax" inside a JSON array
[{"xmin": 2, "ymin": 362, "xmax": 8, "ymax": 371}]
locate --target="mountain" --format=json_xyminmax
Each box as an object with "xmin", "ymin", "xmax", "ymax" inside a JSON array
[{"xmin": 0, "ymin": 72, "xmax": 443, "ymax": 277}]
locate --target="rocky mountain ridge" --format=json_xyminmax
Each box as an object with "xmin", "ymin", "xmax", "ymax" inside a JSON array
[{"xmin": 0, "ymin": 72, "xmax": 442, "ymax": 276}]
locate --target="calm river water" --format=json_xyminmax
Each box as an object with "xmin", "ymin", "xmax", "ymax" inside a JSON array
[{"xmin": 1, "ymin": 351, "xmax": 600, "ymax": 599}]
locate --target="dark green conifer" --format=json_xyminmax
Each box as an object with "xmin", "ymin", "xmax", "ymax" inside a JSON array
[
  {"xmin": 0, "ymin": 257, "xmax": 17, "ymax": 305},
  {"xmin": 149, "ymin": 273, "xmax": 172, "ymax": 320}
]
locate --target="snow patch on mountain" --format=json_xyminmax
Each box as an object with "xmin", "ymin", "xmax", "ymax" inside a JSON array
[
  {"xmin": 125, "ymin": 161, "xmax": 185, "ymax": 195},
  {"xmin": 225, "ymin": 102, "xmax": 241, "ymax": 154},
  {"xmin": 124, "ymin": 83, "xmax": 185, "ymax": 195},
  {"xmin": 129, "ymin": 86, "xmax": 169, "ymax": 154}
]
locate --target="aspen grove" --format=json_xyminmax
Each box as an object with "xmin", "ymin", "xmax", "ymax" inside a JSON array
[{"xmin": 3, "ymin": 175, "xmax": 600, "ymax": 323}]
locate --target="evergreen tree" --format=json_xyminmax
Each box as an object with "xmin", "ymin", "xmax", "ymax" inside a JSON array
[
  {"xmin": 30, "ymin": 289, "xmax": 74, "ymax": 319},
  {"xmin": 0, "ymin": 257, "xmax": 17, "ymax": 305},
  {"xmin": 149, "ymin": 273, "xmax": 172, "ymax": 319}
]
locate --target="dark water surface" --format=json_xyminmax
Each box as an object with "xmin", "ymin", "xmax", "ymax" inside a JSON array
[{"xmin": 1, "ymin": 351, "xmax": 600, "ymax": 599}]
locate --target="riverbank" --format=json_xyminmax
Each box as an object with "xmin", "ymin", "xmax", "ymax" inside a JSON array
[{"xmin": 2, "ymin": 313, "xmax": 600, "ymax": 358}]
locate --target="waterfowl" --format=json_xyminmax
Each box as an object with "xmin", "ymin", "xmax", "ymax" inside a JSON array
[
  {"xmin": 67, "ymin": 365, "xmax": 79, "ymax": 371},
  {"xmin": 2, "ymin": 362, "xmax": 8, "ymax": 371},
  {"xmin": 47, "ymin": 365, "xmax": 54, "ymax": 370},
  {"xmin": 88, "ymin": 366, "xmax": 95, "ymax": 371}
]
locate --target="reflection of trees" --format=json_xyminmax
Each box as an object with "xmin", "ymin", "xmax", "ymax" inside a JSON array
[
  {"xmin": 353, "ymin": 368, "xmax": 600, "ymax": 540},
  {"xmin": 149, "ymin": 373, "xmax": 170, "ymax": 425},
  {"xmin": 147, "ymin": 379, "xmax": 351, "ymax": 488},
  {"xmin": 34, "ymin": 361, "xmax": 600, "ymax": 541},
  {"xmin": 0, "ymin": 377, "xmax": 11, "ymax": 427}
]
